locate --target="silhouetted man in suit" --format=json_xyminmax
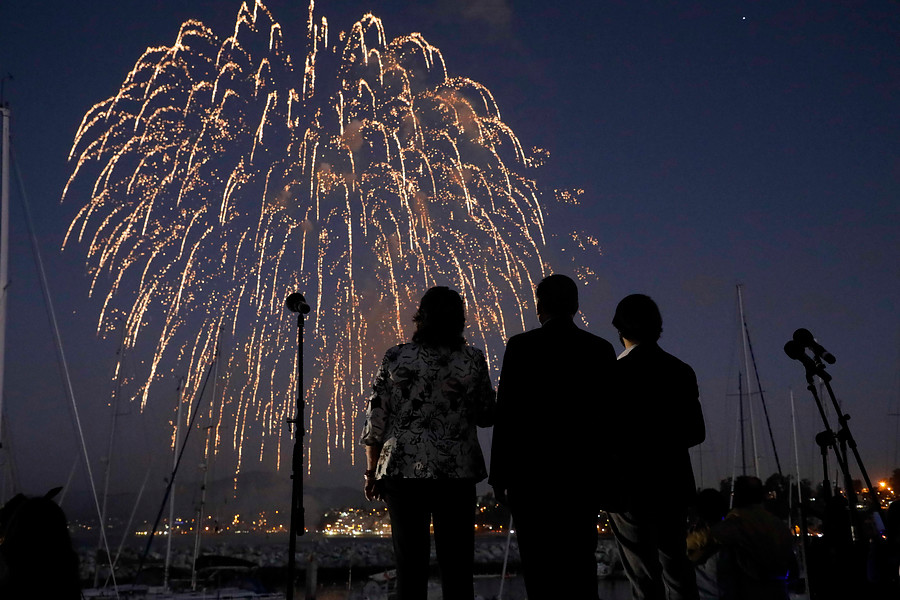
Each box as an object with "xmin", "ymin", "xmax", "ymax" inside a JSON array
[
  {"xmin": 490, "ymin": 274, "xmax": 617, "ymax": 600},
  {"xmin": 608, "ymin": 294, "xmax": 705, "ymax": 600}
]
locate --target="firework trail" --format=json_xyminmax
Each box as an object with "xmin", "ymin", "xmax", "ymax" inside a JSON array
[{"xmin": 63, "ymin": 0, "xmax": 574, "ymax": 474}]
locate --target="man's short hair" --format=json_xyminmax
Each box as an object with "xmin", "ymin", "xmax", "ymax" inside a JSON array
[
  {"xmin": 612, "ymin": 294, "xmax": 663, "ymax": 342},
  {"xmin": 535, "ymin": 274, "xmax": 579, "ymax": 317}
]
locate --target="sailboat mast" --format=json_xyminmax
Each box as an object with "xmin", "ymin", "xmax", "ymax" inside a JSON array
[
  {"xmin": 737, "ymin": 285, "xmax": 761, "ymax": 477},
  {"xmin": 191, "ymin": 426, "xmax": 212, "ymax": 591},
  {"xmin": 164, "ymin": 380, "xmax": 186, "ymax": 591},
  {"xmin": 94, "ymin": 340, "xmax": 125, "ymax": 589},
  {"xmin": 740, "ymin": 290, "xmax": 784, "ymax": 477},
  {"xmin": 0, "ymin": 106, "xmax": 10, "ymax": 454},
  {"xmin": 192, "ymin": 343, "xmax": 220, "ymax": 591},
  {"xmin": 739, "ymin": 372, "xmax": 746, "ymax": 475}
]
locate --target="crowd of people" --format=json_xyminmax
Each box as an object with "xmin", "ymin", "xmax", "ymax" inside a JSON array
[
  {"xmin": 361, "ymin": 276, "xmax": 708, "ymax": 599},
  {"xmin": 360, "ymin": 275, "xmax": 898, "ymax": 600}
]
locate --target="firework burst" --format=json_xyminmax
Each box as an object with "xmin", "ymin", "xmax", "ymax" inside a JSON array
[{"xmin": 64, "ymin": 0, "xmax": 557, "ymax": 474}]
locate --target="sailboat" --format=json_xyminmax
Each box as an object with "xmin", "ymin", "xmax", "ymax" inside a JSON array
[{"xmin": 728, "ymin": 284, "xmax": 783, "ymax": 487}]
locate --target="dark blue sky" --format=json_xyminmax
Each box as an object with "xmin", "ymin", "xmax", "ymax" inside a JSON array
[{"xmin": 1, "ymin": 0, "xmax": 898, "ymax": 508}]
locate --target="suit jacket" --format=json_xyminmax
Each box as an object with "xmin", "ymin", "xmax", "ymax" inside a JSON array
[
  {"xmin": 489, "ymin": 317, "xmax": 617, "ymax": 496},
  {"xmin": 614, "ymin": 342, "xmax": 705, "ymax": 507}
]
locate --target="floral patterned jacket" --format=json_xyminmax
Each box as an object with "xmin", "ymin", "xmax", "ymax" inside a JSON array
[{"xmin": 360, "ymin": 342, "xmax": 496, "ymax": 481}]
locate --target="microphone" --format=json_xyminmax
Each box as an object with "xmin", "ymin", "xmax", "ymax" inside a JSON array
[
  {"xmin": 784, "ymin": 340, "xmax": 818, "ymax": 371},
  {"xmin": 286, "ymin": 292, "xmax": 311, "ymax": 314},
  {"xmin": 792, "ymin": 328, "xmax": 836, "ymax": 364},
  {"xmin": 784, "ymin": 340, "xmax": 832, "ymax": 382}
]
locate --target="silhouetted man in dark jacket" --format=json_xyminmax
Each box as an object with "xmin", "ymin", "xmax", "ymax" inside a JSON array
[
  {"xmin": 608, "ymin": 294, "xmax": 706, "ymax": 600},
  {"xmin": 490, "ymin": 274, "xmax": 617, "ymax": 600}
]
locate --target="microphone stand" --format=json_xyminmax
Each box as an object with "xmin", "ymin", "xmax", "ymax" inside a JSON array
[
  {"xmin": 800, "ymin": 364, "xmax": 861, "ymax": 541},
  {"xmin": 788, "ymin": 342, "xmax": 885, "ymax": 598},
  {"xmin": 817, "ymin": 373, "xmax": 882, "ymax": 522},
  {"xmin": 285, "ymin": 293, "xmax": 311, "ymax": 600},
  {"xmin": 789, "ymin": 346, "xmax": 884, "ymax": 521}
]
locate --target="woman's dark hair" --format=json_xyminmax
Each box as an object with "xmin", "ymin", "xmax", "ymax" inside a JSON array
[
  {"xmin": 412, "ymin": 286, "xmax": 466, "ymax": 349},
  {"xmin": 612, "ymin": 293, "xmax": 663, "ymax": 343},
  {"xmin": 0, "ymin": 492, "xmax": 80, "ymax": 599}
]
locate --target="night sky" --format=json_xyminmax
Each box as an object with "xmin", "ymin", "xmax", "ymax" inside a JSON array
[{"xmin": 1, "ymin": 0, "xmax": 898, "ymax": 512}]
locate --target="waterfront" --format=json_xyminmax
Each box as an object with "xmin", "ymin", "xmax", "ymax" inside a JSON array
[
  {"xmin": 80, "ymin": 576, "xmax": 631, "ymax": 600},
  {"xmin": 75, "ymin": 532, "xmax": 630, "ymax": 599},
  {"xmin": 282, "ymin": 576, "xmax": 631, "ymax": 600}
]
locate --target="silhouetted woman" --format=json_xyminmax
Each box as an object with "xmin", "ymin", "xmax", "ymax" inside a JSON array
[
  {"xmin": 0, "ymin": 491, "xmax": 80, "ymax": 599},
  {"xmin": 361, "ymin": 286, "xmax": 495, "ymax": 600}
]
